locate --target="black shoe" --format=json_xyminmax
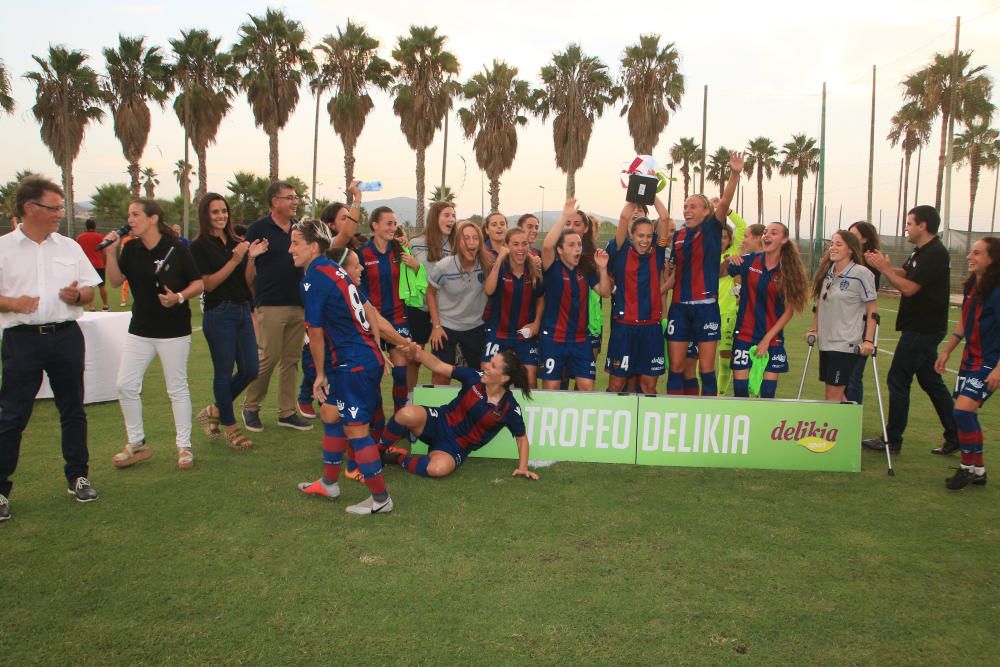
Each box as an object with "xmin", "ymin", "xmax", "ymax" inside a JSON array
[
  {"xmin": 0, "ymin": 494, "xmax": 9, "ymax": 522},
  {"xmin": 242, "ymin": 409, "xmax": 264, "ymax": 433},
  {"xmin": 862, "ymin": 436, "xmax": 900, "ymax": 454},
  {"xmin": 973, "ymin": 470, "xmax": 988, "ymax": 486},
  {"xmin": 946, "ymin": 467, "xmax": 977, "ymax": 490},
  {"xmin": 277, "ymin": 413, "xmax": 314, "ymax": 431},
  {"xmin": 67, "ymin": 477, "xmax": 98, "ymax": 503},
  {"xmin": 931, "ymin": 440, "xmax": 960, "ymax": 456}
]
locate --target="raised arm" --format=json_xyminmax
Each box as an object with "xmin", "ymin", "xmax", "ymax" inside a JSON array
[
  {"xmin": 332, "ymin": 180, "xmax": 361, "ymax": 249},
  {"xmin": 411, "ymin": 345, "xmax": 455, "ymax": 379},
  {"xmin": 101, "ymin": 231, "xmax": 125, "ymax": 288},
  {"xmin": 542, "ymin": 198, "xmax": 577, "ymax": 270},
  {"xmin": 615, "ymin": 202, "xmax": 639, "ymax": 250},
  {"xmin": 484, "ymin": 246, "xmax": 509, "ymax": 296},
  {"xmin": 594, "ymin": 248, "xmax": 612, "ymax": 298},
  {"xmin": 716, "ymin": 152, "xmax": 745, "ymax": 221}
]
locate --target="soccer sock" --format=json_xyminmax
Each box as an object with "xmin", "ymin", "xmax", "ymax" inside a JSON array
[
  {"xmin": 345, "ymin": 444, "xmax": 358, "ymax": 474},
  {"xmin": 717, "ymin": 361, "xmax": 733, "ymax": 396},
  {"xmin": 733, "ymin": 378, "xmax": 750, "ymax": 398},
  {"xmin": 954, "ymin": 409, "xmax": 981, "ymax": 469},
  {"xmin": 400, "ymin": 454, "xmax": 431, "ymax": 477},
  {"xmin": 759, "ymin": 379, "xmax": 778, "ymax": 399},
  {"xmin": 667, "ymin": 371, "xmax": 685, "ymax": 396},
  {"xmin": 350, "ymin": 436, "xmax": 388, "ymax": 499},
  {"xmin": 321, "ymin": 421, "xmax": 348, "ymax": 482},
  {"xmin": 369, "ymin": 402, "xmax": 385, "ymax": 444},
  {"xmin": 683, "ymin": 377, "xmax": 700, "ymax": 395},
  {"xmin": 391, "ymin": 366, "xmax": 408, "ymax": 413},
  {"xmin": 699, "ymin": 371, "xmax": 718, "ymax": 397},
  {"xmin": 380, "ymin": 416, "xmax": 409, "ymax": 449}
]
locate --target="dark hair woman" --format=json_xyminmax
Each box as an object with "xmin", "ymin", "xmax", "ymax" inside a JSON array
[{"xmin": 845, "ymin": 220, "xmax": 883, "ymax": 404}]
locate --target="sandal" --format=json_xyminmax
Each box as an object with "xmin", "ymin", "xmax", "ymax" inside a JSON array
[
  {"xmin": 196, "ymin": 405, "xmax": 221, "ymax": 440},
  {"xmin": 223, "ymin": 427, "xmax": 253, "ymax": 451},
  {"xmin": 112, "ymin": 440, "xmax": 152, "ymax": 469},
  {"xmin": 177, "ymin": 447, "xmax": 194, "ymax": 469}
]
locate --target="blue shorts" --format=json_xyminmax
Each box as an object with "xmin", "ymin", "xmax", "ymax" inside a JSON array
[
  {"xmin": 730, "ymin": 339, "xmax": 789, "ymax": 374},
  {"xmin": 380, "ymin": 322, "xmax": 412, "ymax": 352},
  {"xmin": 606, "ymin": 322, "xmax": 666, "ymax": 377},
  {"xmin": 327, "ymin": 366, "xmax": 382, "ymax": 425},
  {"xmin": 954, "ymin": 367, "xmax": 995, "ymax": 404},
  {"xmin": 418, "ymin": 407, "xmax": 468, "ymax": 466},
  {"xmin": 540, "ymin": 338, "xmax": 596, "ymax": 381},
  {"xmin": 666, "ymin": 302, "xmax": 721, "ymax": 343},
  {"xmin": 482, "ymin": 329, "xmax": 540, "ymax": 366}
]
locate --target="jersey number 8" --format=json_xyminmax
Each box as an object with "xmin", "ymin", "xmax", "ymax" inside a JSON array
[{"xmin": 347, "ymin": 284, "xmax": 370, "ymax": 332}]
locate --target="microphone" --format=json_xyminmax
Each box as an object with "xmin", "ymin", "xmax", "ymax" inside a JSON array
[{"xmin": 96, "ymin": 224, "xmax": 131, "ymax": 250}]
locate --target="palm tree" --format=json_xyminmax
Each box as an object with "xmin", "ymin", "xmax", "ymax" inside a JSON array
[
  {"xmin": 0, "ymin": 59, "xmax": 14, "ymax": 114},
  {"xmin": 174, "ymin": 159, "xmax": 192, "ymax": 218},
  {"xmin": 102, "ymin": 35, "xmax": 173, "ymax": 198},
  {"xmin": 537, "ymin": 44, "xmax": 619, "ymax": 198},
  {"xmin": 458, "ymin": 60, "xmax": 533, "ymax": 211},
  {"xmin": 705, "ymin": 147, "xmax": 731, "ymax": 198},
  {"xmin": 779, "ymin": 134, "xmax": 820, "ymax": 241},
  {"xmin": 171, "ymin": 29, "xmax": 239, "ymax": 203},
  {"xmin": 903, "ymin": 50, "xmax": 994, "ymax": 209},
  {"xmin": 391, "ymin": 25, "xmax": 460, "ymax": 230},
  {"xmin": 744, "ymin": 137, "xmax": 780, "ymax": 223},
  {"xmin": 430, "ymin": 185, "xmax": 456, "ymax": 204},
  {"xmin": 887, "ymin": 101, "xmax": 932, "ymax": 235},
  {"xmin": 25, "ymin": 46, "xmax": 106, "ymax": 235},
  {"xmin": 140, "ymin": 167, "xmax": 159, "ymax": 199},
  {"xmin": 227, "ymin": 171, "xmax": 270, "ymax": 224},
  {"xmin": 90, "ymin": 182, "xmax": 132, "ymax": 223},
  {"xmin": 232, "ymin": 8, "xmax": 316, "ymax": 183},
  {"xmin": 669, "ymin": 137, "xmax": 703, "ymax": 200},
  {"xmin": 619, "ymin": 35, "xmax": 684, "ymax": 155},
  {"xmin": 953, "ymin": 119, "xmax": 1000, "ymax": 251},
  {"xmin": 315, "ymin": 20, "xmax": 393, "ymax": 193}
]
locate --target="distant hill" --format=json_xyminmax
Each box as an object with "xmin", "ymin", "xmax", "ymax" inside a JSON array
[{"xmin": 364, "ymin": 196, "xmax": 613, "ymax": 232}]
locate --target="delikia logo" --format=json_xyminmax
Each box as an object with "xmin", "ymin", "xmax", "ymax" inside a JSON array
[{"xmin": 770, "ymin": 419, "xmax": 839, "ymax": 453}]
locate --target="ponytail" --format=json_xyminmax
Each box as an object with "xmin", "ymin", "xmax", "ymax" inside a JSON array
[{"xmin": 500, "ymin": 349, "xmax": 532, "ymax": 400}]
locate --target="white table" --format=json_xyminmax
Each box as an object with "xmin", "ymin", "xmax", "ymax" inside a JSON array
[{"xmin": 35, "ymin": 311, "xmax": 132, "ymax": 404}]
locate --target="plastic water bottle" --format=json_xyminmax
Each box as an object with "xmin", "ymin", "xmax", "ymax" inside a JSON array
[{"xmin": 357, "ymin": 181, "xmax": 382, "ymax": 192}]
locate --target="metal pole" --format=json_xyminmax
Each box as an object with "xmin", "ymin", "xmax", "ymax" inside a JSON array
[
  {"xmin": 666, "ymin": 164, "xmax": 675, "ymax": 215},
  {"xmin": 700, "ymin": 85, "xmax": 707, "ymax": 193},
  {"xmin": 779, "ymin": 193, "xmax": 783, "ymax": 224},
  {"xmin": 539, "ymin": 185, "xmax": 545, "ymax": 228},
  {"xmin": 914, "ymin": 144, "xmax": 923, "ymax": 206},
  {"xmin": 867, "ymin": 65, "xmax": 876, "ymax": 224},
  {"xmin": 895, "ymin": 156, "xmax": 903, "ymax": 237},
  {"xmin": 311, "ymin": 90, "xmax": 320, "ymax": 218},
  {"xmin": 942, "ymin": 16, "xmax": 961, "ymax": 245},
  {"xmin": 814, "ymin": 82, "xmax": 827, "ymax": 273},
  {"xmin": 787, "ymin": 177, "xmax": 793, "ymax": 227}
]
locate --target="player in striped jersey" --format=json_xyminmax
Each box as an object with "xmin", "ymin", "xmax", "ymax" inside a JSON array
[
  {"xmin": 379, "ymin": 347, "xmax": 539, "ymax": 480},
  {"xmin": 724, "ymin": 222, "xmax": 809, "ymax": 398},
  {"xmin": 935, "ymin": 238, "xmax": 1000, "ymax": 489},
  {"xmin": 289, "ymin": 220, "xmax": 412, "ymax": 515},
  {"xmin": 605, "ymin": 202, "xmax": 668, "ymax": 394},
  {"xmin": 482, "ymin": 227, "xmax": 544, "ymax": 386},
  {"xmin": 539, "ymin": 198, "xmax": 612, "ymax": 391},
  {"xmin": 483, "ymin": 211, "xmax": 508, "ymax": 257}
]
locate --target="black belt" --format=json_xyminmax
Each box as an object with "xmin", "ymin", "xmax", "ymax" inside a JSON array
[{"xmin": 8, "ymin": 321, "xmax": 76, "ymax": 335}]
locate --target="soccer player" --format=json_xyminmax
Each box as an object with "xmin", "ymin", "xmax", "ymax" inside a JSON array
[
  {"xmin": 934, "ymin": 237, "xmax": 1000, "ymax": 489},
  {"xmin": 517, "ymin": 213, "xmax": 542, "ymax": 255},
  {"xmin": 665, "ymin": 152, "xmax": 744, "ymax": 396},
  {"xmin": 379, "ymin": 347, "xmax": 538, "ymax": 480},
  {"xmin": 540, "ymin": 199, "xmax": 612, "ymax": 391},
  {"xmin": 358, "ymin": 206, "xmax": 419, "ymax": 415},
  {"xmin": 483, "ymin": 227, "xmax": 543, "ymax": 386},
  {"xmin": 289, "ymin": 219, "xmax": 410, "ymax": 515},
  {"xmin": 605, "ymin": 202, "xmax": 668, "ymax": 394},
  {"xmin": 482, "ymin": 211, "xmax": 508, "ymax": 257},
  {"xmin": 716, "ymin": 209, "xmax": 747, "ymax": 395},
  {"xmin": 724, "ymin": 222, "xmax": 809, "ymax": 398}
]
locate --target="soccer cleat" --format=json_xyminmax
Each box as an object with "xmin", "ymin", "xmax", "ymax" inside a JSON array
[
  {"xmin": 973, "ymin": 470, "xmax": 988, "ymax": 486},
  {"xmin": 113, "ymin": 440, "xmax": 152, "ymax": 468},
  {"xmin": 380, "ymin": 445, "xmax": 409, "ymax": 465},
  {"xmin": 67, "ymin": 477, "xmax": 98, "ymax": 502},
  {"xmin": 298, "ymin": 401, "xmax": 317, "ymax": 419},
  {"xmin": 945, "ymin": 467, "xmax": 978, "ymax": 490},
  {"xmin": 0, "ymin": 494, "xmax": 9, "ymax": 522},
  {"xmin": 345, "ymin": 495, "xmax": 393, "ymax": 515},
  {"xmin": 277, "ymin": 413, "xmax": 314, "ymax": 431},
  {"xmin": 343, "ymin": 466, "xmax": 364, "ymax": 484},
  {"xmin": 242, "ymin": 409, "xmax": 264, "ymax": 433},
  {"xmin": 298, "ymin": 479, "xmax": 340, "ymax": 499}
]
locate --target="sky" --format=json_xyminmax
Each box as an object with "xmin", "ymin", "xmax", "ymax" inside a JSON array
[{"xmin": 2, "ymin": 0, "xmax": 1000, "ymax": 237}]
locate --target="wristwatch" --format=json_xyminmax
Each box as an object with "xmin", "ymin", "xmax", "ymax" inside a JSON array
[{"xmin": 177, "ymin": 293, "xmax": 186, "ymax": 305}]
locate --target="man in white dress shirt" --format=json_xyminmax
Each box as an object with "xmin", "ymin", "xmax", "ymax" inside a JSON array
[{"xmin": 0, "ymin": 176, "xmax": 102, "ymax": 522}]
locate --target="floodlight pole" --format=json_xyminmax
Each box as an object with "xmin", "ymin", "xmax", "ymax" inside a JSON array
[
  {"xmin": 867, "ymin": 65, "xmax": 876, "ymax": 224},
  {"xmin": 813, "ymin": 82, "xmax": 827, "ymax": 274}
]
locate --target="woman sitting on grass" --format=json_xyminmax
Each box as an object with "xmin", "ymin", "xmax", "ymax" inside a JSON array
[
  {"xmin": 378, "ymin": 347, "xmax": 539, "ymax": 480},
  {"xmin": 934, "ymin": 237, "xmax": 1000, "ymax": 490}
]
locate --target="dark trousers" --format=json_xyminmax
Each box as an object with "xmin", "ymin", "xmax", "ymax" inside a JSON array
[
  {"xmin": 886, "ymin": 330, "xmax": 958, "ymax": 446},
  {"xmin": 202, "ymin": 302, "xmax": 259, "ymax": 426},
  {"xmin": 0, "ymin": 323, "xmax": 88, "ymax": 497},
  {"xmin": 845, "ymin": 356, "xmax": 867, "ymax": 404}
]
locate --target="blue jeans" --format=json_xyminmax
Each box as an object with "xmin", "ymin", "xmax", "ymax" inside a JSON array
[
  {"xmin": 202, "ymin": 302, "xmax": 259, "ymax": 425},
  {"xmin": 885, "ymin": 330, "xmax": 957, "ymax": 446}
]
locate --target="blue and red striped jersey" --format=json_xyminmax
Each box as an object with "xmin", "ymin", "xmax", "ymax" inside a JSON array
[
  {"xmin": 485, "ymin": 262, "xmax": 543, "ymax": 338},
  {"xmin": 358, "ymin": 240, "xmax": 406, "ymax": 327},
  {"xmin": 301, "ymin": 256, "xmax": 384, "ymax": 372},
  {"xmin": 541, "ymin": 258, "xmax": 599, "ymax": 343},
  {"xmin": 607, "ymin": 235, "xmax": 666, "ymax": 324},
  {"xmin": 728, "ymin": 252, "xmax": 785, "ymax": 346},
  {"xmin": 960, "ymin": 285, "xmax": 1000, "ymax": 371},
  {"xmin": 671, "ymin": 215, "xmax": 724, "ymax": 303},
  {"xmin": 441, "ymin": 367, "xmax": 526, "ymax": 452},
  {"xmin": 484, "ymin": 237, "xmax": 499, "ymax": 258}
]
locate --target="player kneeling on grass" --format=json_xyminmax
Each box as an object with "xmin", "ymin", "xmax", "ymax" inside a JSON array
[
  {"xmin": 379, "ymin": 347, "xmax": 539, "ymax": 480},
  {"xmin": 934, "ymin": 238, "xmax": 1000, "ymax": 490}
]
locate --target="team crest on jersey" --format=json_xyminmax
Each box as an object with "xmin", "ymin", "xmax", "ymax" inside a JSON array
[
  {"xmin": 514, "ymin": 406, "xmax": 521, "ymax": 416},
  {"xmin": 840, "ymin": 279, "xmax": 850, "ymax": 290},
  {"xmin": 336, "ymin": 400, "xmax": 345, "ymax": 412},
  {"xmin": 347, "ymin": 406, "xmax": 359, "ymax": 419}
]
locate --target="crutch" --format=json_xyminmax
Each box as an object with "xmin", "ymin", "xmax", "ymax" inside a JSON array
[
  {"xmin": 867, "ymin": 312, "xmax": 895, "ymax": 476},
  {"xmin": 796, "ymin": 333, "xmax": 816, "ymax": 400}
]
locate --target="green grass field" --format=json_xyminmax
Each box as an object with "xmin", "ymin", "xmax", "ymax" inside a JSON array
[{"xmin": 2, "ymin": 289, "xmax": 998, "ymax": 665}]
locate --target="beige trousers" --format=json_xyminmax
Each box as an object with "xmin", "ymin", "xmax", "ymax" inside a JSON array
[{"xmin": 243, "ymin": 305, "xmax": 305, "ymax": 417}]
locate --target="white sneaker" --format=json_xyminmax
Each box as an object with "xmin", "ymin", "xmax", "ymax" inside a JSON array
[{"xmin": 345, "ymin": 495, "xmax": 393, "ymax": 515}]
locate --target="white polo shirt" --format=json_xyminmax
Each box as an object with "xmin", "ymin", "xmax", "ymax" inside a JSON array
[{"xmin": 0, "ymin": 226, "xmax": 102, "ymax": 330}]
